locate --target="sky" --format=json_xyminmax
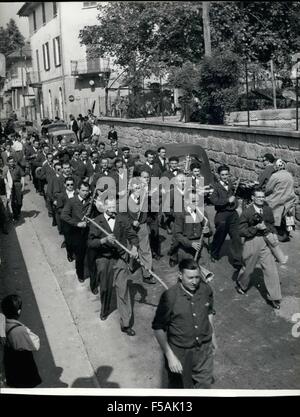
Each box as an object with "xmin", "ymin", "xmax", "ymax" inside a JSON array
[{"xmin": 0, "ymin": 2, "xmax": 29, "ymax": 40}]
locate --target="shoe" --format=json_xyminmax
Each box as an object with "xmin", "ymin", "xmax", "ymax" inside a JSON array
[
  {"xmin": 100, "ymin": 314, "xmax": 108, "ymax": 321},
  {"xmin": 143, "ymin": 276, "xmax": 156, "ymax": 285},
  {"xmin": 235, "ymin": 284, "xmax": 247, "ymax": 295},
  {"xmin": 61, "ymin": 241, "xmax": 66, "ymax": 248},
  {"xmin": 269, "ymin": 300, "xmax": 281, "ymax": 310},
  {"xmin": 210, "ymin": 254, "xmax": 219, "ymax": 263},
  {"xmin": 67, "ymin": 254, "xmax": 74, "ymax": 262},
  {"xmin": 153, "ymin": 254, "xmax": 162, "ymax": 261},
  {"xmin": 121, "ymin": 327, "xmax": 136, "ymax": 336},
  {"xmin": 78, "ymin": 277, "xmax": 85, "ymax": 283},
  {"xmin": 169, "ymin": 259, "xmax": 177, "ymax": 268},
  {"xmin": 92, "ymin": 288, "xmax": 99, "ymax": 295}
]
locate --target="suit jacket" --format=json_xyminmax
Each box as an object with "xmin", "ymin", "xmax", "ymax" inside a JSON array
[
  {"xmin": 105, "ymin": 149, "xmax": 123, "ymax": 160},
  {"xmin": 239, "ymin": 203, "xmax": 276, "ymax": 240},
  {"xmin": 87, "ymin": 212, "xmax": 139, "ymax": 259},
  {"xmin": 154, "ymin": 156, "xmax": 169, "ymax": 174},
  {"xmin": 90, "ymin": 169, "xmax": 112, "ymax": 191},
  {"xmin": 174, "ymin": 209, "xmax": 206, "ymax": 248},
  {"xmin": 61, "ymin": 195, "xmax": 90, "ymax": 227},
  {"xmin": 37, "ymin": 162, "xmax": 55, "ymax": 183},
  {"xmin": 71, "ymin": 159, "xmax": 87, "ymax": 179},
  {"xmin": 210, "ymin": 180, "xmax": 237, "ymax": 212},
  {"xmin": 32, "ymin": 151, "xmax": 47, "ymax": 168},
  {"xmin": 137, "ymin": 162, "xmax": 161, "ymax": 178},
  {"xmin": 108, "ymin": 130, "xmax": 118, "ymax": 141},
  {"xmin": 56, "ymin": 189, "xmax": 75, "ymax": 210},
  {"xmin": 85, "ymin": 160, "xmax": 101, "ymax": 179}
]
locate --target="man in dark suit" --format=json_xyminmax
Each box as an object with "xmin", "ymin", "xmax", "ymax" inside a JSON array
[
  {"xmin": 172, "ymin": 190, "xmax": 210, "ymax": 267},
  {"xmin": 85, "ymin": 150, "xmax": 100, "ymax": 180},
  {"xmin": 154, "ymin": 146, "xmax": 169, "ymax": 175},
  {"xmin": 61, "ymin": 181, "xmax": 91, "ymax": 282},
  {"xmin": 210, "ymin": 164, "xmax": 242, "ymax": 269},
  {"xmin": 87, "ymin": 196, "xmax": 139, "ymax": 336},
  {"xmin": 70, "ymin": 148, "xmax": 87, "ymax": 179},
  {"xmin": 52, "ymin": 162, "xmax": 80, "ymax": 233},
  {"xmin": 235, "ymin": 187, "xmax": 282, "ymax": 309},
  {"xmin": 163, "ymin": 157, "xmax": 180, "ymax": 180},
  {"xmin": 90, "ymin": 157, "xmax": 111, "ymax": 192},
  {"xmin": 136, "ymin": 149, "xmax": 161, "ymax": 178}
]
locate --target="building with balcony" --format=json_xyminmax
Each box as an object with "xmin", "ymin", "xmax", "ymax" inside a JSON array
[
  {"xmin": 17, "ymin": 1, "xmax": 120, "ymax": 123},
  {"xmin": 0, "ymin": 43, "xmax": 36, "ymax": 121}
]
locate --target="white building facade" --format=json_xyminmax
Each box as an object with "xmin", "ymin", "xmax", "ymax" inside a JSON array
[{"xmin": 18, "ymin": 1, "xmax": 115, "ymax": 123}]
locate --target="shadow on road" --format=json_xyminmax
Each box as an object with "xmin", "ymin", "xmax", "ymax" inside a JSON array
[
  {"xmin": 0, "ymin": 224, "xmax": 67, "ymax": 387},
  {"xmin": 72, "ymin": 366, "xmax": 119, "ymax": 388}
]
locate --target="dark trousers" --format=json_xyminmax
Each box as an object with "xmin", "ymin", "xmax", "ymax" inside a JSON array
[
  {"xmin": 69, "ymin": 229, "xmax": 88, "ymax": 280},
  {"xmin": 11, "ymin": 183, "xmax": 23, "ymax": 219},
  {"xmin": 211, "ymin": 210, "xmax": 242, "ymax": 268},
  {"xmin": 166, "ymin": 341, "xmax": 213, "ymax": 388},
  {"xmin": 31, "ymin": 165, "xmax": 40, "ymax": 191},
  {"xmin": 148, "ymin": 213, "xmax": 161, "ymax": 256}
]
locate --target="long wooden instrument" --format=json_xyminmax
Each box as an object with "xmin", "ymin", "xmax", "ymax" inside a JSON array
[{"xmin": 84, "ymin": 216, "xmax": 169, "ymax": 290}]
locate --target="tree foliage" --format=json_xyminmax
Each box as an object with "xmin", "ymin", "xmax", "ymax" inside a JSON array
[
  {"xmin": 0, "ymin": 19, "xmax": 25, "ymax": 57},
  {"xmin": 210, "ymin": 1, "xmax": 300, "ymax": 66},
  {"xmin": 79, "ymin": 1, "xmax": 204, "ymax": 75}
]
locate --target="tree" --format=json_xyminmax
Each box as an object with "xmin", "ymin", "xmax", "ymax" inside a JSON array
[
  {"xmin": 210, "ymin": 2, "xmax": 300, "ymax": 66},
  {"xmin": 0, "ymin": 19, "xmax": 25, "ymax": 57},
  {"xmin": 197, "ymin": 50, "xmax": 242, "ymax": 124},
  {"xmin": 79, "ymin": 2, "xmax": 204, "ymax": 76}
]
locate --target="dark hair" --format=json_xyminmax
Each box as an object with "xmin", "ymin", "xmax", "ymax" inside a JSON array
[
  {"xmin": 80, "ymin": 149, "xmax": 88, "ymax": 154},
  {"xmin": 98, "ymin": 142, "xmax": 105, "ymax": 147},
  {"xmin": 145, "ymin": 149, "xmax": 154, "ymax": 157},
  {"xmin": 64, "ymin": 176, "xmax": 74, "ymax": 184},
  {"xmin": 1, "ymin": 294, "xmax": 22, "ymax": 319},
  {"xmin": 218, "ymin": 164, "xmax": 230, "ymax": 174},
  {"xmin": 263, "ymin": 153, "xmax": 275, "ymax": 163},
  {"xmin": 252, "ymin": 186, "xmax": 265, "ymax": 197},
  {"xmin": 190, "ymin": 162, "xmax": 201, "ymax": 171},
  {"xmin": 169, "ymin": 156, "xmax": 179, "ymax": 163},
  {"xmin": 157, "ymin": 146, "xmax": 166, "ymax": 153},
  {"xmin": 7, "ymin": 155, "xmax": 14, "ymax": 162},
  {"xmin": 179, "ymin": 259, "xmax": 199, "ymax": 272},
  {"xmin": 46, "ymin": 152, "xmax": 53, "ymax": 158},
  {"xmin": 122, "ymin": 146, "xmax": 130, "ymax": 152},
  {"xmin": 78, "ymin": 180, "xmax": 90, "ymax": 190},
  {"xmin": 62, "ymin": 161, "xmax": 71, "ymax": 168},
  {"xmin": 114, "ymin": 157, "xmax": 123, "ymax": 165},
  {"xmin": 54, "ymin": 162, "xmax": 62, "ymax": 169}
]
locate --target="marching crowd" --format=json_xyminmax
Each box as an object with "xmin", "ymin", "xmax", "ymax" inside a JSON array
[{"xmin": 0, "ymin": 115, "xmax": 298, "ymax": 389}]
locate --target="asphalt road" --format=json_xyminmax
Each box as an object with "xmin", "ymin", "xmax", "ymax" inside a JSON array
[{"xmin": 0, "ymin": 180, "xmax": 300, "ymax": 389}]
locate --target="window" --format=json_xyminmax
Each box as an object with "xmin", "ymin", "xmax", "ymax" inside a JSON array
[
  {"xmin": 53, "ymin": 2, "xmax": 57, "ymax": 17},
  {"xmin": 53, "ymin": 36, "xmax": 61, "ymax": 67},
  {"xmin": 33, "ymin": 10, "xmax": 37, "ymax": 31},
  {"xmin": 42, "ymin": 3, "xmax": 46, "ymax": 25},
  {"xmin": 83, "ymin": 2, "xmax": 97, "ymax": 8},
  {"xmin": 42, "ymin": 42, "xmax": 50, "ymax": 71}
]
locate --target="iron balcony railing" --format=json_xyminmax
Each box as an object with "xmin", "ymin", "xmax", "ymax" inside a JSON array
[{"xmin": 70, "ymin": 58, "xmax": 111, "ymax": 76}]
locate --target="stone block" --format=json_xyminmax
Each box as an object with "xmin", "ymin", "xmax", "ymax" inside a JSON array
[{"xmin": 276, "ymin": 149, "xmax": 296, "ymax": 163}]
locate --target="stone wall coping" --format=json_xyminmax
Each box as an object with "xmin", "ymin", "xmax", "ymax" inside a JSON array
[{"xmin": 99, "ymin": 117, "xmax": 300, "ymax": 139}]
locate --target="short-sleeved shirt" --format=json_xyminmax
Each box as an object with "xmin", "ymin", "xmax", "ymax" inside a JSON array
[{"xmin": 152, "ymin": 281, "xmax": 214, "ymax": 348}]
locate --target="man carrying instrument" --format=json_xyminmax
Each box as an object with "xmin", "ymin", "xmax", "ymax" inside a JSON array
[
  {"xmin": 210, "ymin": 164, "xmax": 242, "ymax": 270},
  {"xmin": 127, "ymin": 177, "xmax": 156, "ymax": 284},
  {"xmin": 171, "ymin": 190, "xmax": 211, "ymax": 269},
  {"xmin": 87, "ymin": 196, "xmax": 139, "ymax": 336},
  {"xmin": 61, "ymin": 181, "xmax": 91, "ymax": 283}
]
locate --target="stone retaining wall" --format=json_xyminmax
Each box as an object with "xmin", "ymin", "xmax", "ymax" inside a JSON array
[
  {"xmin": 226, "ymin": 108, "xmax": 297, "ymax": 129},
  {"xmin": 99, "ymin": 118, "xmax": 300, "ymax": 198}
]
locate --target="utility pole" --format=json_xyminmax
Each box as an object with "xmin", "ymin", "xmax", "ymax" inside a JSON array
[
  {"xmin": 202, "ymin": 2, "xmax": 212, "ymax": 57},
  {"xmin": 270, "ymin": 59, "xmax": 277, "ymax": 109}
]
